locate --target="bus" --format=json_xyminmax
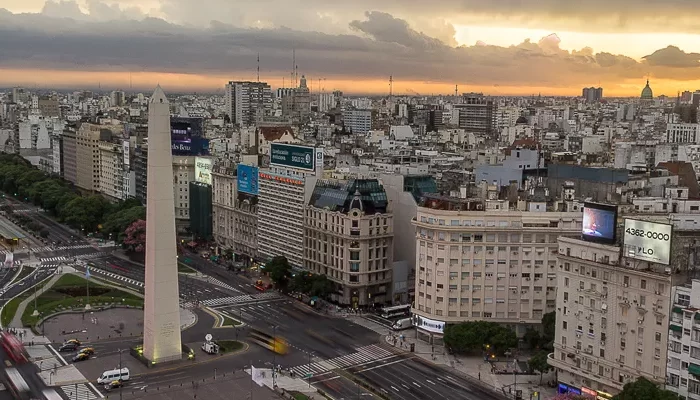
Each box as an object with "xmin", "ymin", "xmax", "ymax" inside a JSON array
[
  {"xmin": 0, "ymin": 332, "xmax": 27, "ymax": 363},
  {"xmin": 380, "ymin": 304, "xmax": 411, "ymax": 319},
  {"xmin": 3, "ymin": 368, "xmax": 31, "ymax": 400},
  {"xmin": 248, "ymin": 328, "xmax": 288, "ymax": 355}
]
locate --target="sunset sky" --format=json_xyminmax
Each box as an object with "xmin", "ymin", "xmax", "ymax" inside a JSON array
[{"xmin": 2, "ymin": 0, "xmax": 700, "ymax": 96}]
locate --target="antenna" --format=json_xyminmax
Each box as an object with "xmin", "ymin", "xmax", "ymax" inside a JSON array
[
  {"xmin": 455, "ymin": 84, "xmax": 458, "ymax": 97},
  {"xmin": 292, "ymin": 49, "xmax": 296, "ymax": 87},
  {"xmin": 295, "ymin": 65, "xmax": 298, "ymax": 87},
  {"xmin": 257, "ymin": 53, "xmax": 260, "ymax": 82},
  {"xmin": 389, "ymin": 75, "xmax": 393, "ymax": 97}
]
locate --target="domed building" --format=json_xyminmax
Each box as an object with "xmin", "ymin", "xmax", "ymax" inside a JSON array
[{"xmin": 641, "ymin": 79, "xmax": 654, "ymax": 104}]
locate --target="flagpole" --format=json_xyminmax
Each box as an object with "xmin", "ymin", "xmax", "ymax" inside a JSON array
[{"xmin": 85, "ymin": 265, "xmax": 91, "ymax": 310}]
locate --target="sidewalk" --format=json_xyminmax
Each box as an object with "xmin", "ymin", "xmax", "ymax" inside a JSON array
[
  {"xmin": 383, "ymin": 333, "xmax": 558, "ymax": 400},
  {"xmin": 246, "ymin": 368, "xmax": 325, "ymax": 400}
]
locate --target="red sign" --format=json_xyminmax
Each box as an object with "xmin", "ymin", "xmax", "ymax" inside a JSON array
[
  {"xmin": 259, "ymin": 173, "xmax": 303, "ymax": 186},
  {"xmin": 581, "ymin": 387, "xmax": 597, "ymax": 397}
]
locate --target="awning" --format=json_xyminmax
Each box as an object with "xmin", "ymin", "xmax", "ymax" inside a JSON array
[
  {"xmin": 670, "ymin": 324, "xmax": 683, "ymax": 332},
  {"xmin": 673, "ymin": 307, "xmax": 684, "ymax": 313},
  {"xmin": 689, "ymin": 363, "xmax": 700, "ymax": 377}
]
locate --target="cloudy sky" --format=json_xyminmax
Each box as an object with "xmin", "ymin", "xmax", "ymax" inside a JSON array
[{"xmin": 2, "ymin": 0, "xmax": 700, "ymax": 96}]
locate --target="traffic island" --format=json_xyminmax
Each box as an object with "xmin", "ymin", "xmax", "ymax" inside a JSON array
[{"xmin": 130, "ymin": 340, "xmax": 248, "ymax": 368}]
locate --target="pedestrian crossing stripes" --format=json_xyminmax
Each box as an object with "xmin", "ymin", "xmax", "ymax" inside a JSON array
[
  {"xmin": 201, "ymin": 291, "xmax": 281, "ymax": 307},
  {"xmin": 0, "ymin": 244, "xmax": 93, "ymax": 255},
  {"xmin": 40, "ymin": 253, "xmax": 103, "ymax": 263},
  {"xmin": 60, "ymin": 383, "xmax": 100, "ymax": 400},
  {"xmin": 289, "ymin": 345, "xmax": 397, "ymax": 376},
  {"xmin": 205, "ymin": 276, "xmax": 242, "ymax": 293},
  {"xmin": 89, "ymin": 268, "xmax": 144, "ymax": 288}
]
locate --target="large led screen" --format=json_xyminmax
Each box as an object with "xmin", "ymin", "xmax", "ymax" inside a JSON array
[{"xmin": 582, "ymin": 202, "xmax": 617, "ymax": 245}]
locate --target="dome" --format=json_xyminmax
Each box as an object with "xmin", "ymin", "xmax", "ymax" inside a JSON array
[
  {"xmin": 641, "ymin": 79, "xmax": 653, "ymax": 100},
  {"xmin": 516, "ymin": 116, "xmax": 528, "ymax": 124}
]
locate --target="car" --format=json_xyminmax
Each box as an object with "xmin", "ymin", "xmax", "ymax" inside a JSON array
[
  {"xmin": 64, "ymin": 339, "xmax": 81, "ymax": 346},
  {"xmin": 58, "ymin": 343, "xmax": 78, "ymax": 352},
  {"xmin": 103, "ymin": 380, "xmax": 123, "ymax": 391},
  {"xmin": 72, "ymin": 353, "xmax": 89, "ymax": 362},
  {"xmin": 78, "ymin": 347, "xmax": 95, "ymax": 355}
]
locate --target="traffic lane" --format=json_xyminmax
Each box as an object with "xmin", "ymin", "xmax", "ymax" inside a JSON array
[
  {"xmin": 0, "ymin": 268, "xmax": 55, "ymax": 305},
  {"xmin": 93, "ymin": 257, "xmax": 145, "ymax": 281},
  {"xmin": 0, "ymin": 266, "xmax": 18, "ymax": 287},
  {"xmin": 354, "ymin": 358, "xmax": 501, "ymax": 400},
  {"xmin": 313, "ymin": 373, "xmax": 376, "ymax": 399}
]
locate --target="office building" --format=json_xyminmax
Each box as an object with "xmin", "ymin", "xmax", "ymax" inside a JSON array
[
  {"xmin": 455, "ymin": 94, "xmax": 497, "ymax": 137},
  {"xmin": 62, "ymin": 128, "xmax": 77, "ymax": 184},
  {"xmin": 76, "ymin": 123, "xmax": 118, "ymax": 192},
  {"xmin": 189, "ymin": 181, "xmax": 213, "ymax": 239},
  {"xmin": 98, "ymin": 141, "xmax": 126, "ymax": 201},
  {"xmin": 304, "ymin": 179, "xmax": 393, "ymax": 307},
  {"xmin": 343, "ymin": 109, "xmax": 372, "ymax": 134},
  {"xmin": 549, "ymin": 236, "xmax": 672, "ymax": 397},
  {"xmin": 582, "ymin": 87, "xmax": 603, "ymax": 103},
  {"xmin": 666, "ymin": 123, "xmax": 700, "ymax": 144},
  {"xmin": 212, "ymin": 162, "xmax": 237, "ymax": 249},
  {"xmin": 224, "ymin": 81, "xmax": 272, "ymax": 127},
  {"xmin": 412, "ymin": 194, "xmax": 582, "ymax": 343}
]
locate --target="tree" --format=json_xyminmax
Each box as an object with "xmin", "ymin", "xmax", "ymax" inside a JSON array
[
  {"xmin": 309, "ymin": 274, "xmax": 334, "ymax": 298},
  {"xmin": 443, "ymin": 321, "xmax": 518, "ymax": 354},
  {"xmin": 123, "ymin": 219, "xmax": 146, "ymax": 252},
  {"xmin": 612, "ymin": 377, "xmax": 679, "ymax": 400},
  {"xmin": 541, "ymin": 311, "xmax": 556, "ymax": 350},
  {"xmin": 266, "ymin": 256, "xmax": 292, "ymax": 288},
  {"xmin": 527, "ymin": 351, "xmax": 552, "ymax": 385},
  {"xmin": 523, "ymin": 328, "xmax": 542, "ymax": 349},
  {"xmin": 101, "ymin": 205, "xmax": 146, "ymax": 242}
]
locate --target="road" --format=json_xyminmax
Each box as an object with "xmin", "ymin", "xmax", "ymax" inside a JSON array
[{"xmin": 0, "ymin": 336, "xmax": 51, "ymax": 399}]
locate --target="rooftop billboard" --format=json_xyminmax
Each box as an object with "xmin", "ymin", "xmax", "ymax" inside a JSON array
[
  {"xmin": 270, "ymin": 143, "xmax": 315, "ymax": 171},
  {"xmin": 582, "ymin": 202, "xmax": 617, "ymax": 245},
  {"xmin": 170, "ymin": 117, "xmax": 209, "ymax": 156},
  {"xmin": 237, "ymin": 164, "xmax": 259, "ymax": 196},
  {"xmin": 623, "ymin": 219, "xmax": 672, "ymax": 265},
  {"xmin": 195, "ymin": 157, "xmax": 213, "ymax": 185}
]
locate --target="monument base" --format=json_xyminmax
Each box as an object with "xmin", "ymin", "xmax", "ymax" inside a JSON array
[{"xmin": 131, "ymin": 343, "xmax": 191, "ymax": 368}]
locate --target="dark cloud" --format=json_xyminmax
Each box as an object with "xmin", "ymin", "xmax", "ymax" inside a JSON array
[
  {"xmin": 0, "ymin": 5, "xmax": 697, "ymax": 91},
  {"xmin": 643, "ymin": 46, "xmax": 700, "ymax": 68}
]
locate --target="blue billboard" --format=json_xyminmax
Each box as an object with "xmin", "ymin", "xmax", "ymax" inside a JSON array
[
  {"xmin": 170, "ymin": 117, "xmax": 209, "ymax": 156},
  {"xmin": 237, "ymin": 164, "xmax": 259, "ymax": 195}
]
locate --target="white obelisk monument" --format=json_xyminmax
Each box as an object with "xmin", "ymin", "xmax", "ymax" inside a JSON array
[{"xmin": 142, "ymin": 86, "xmax": 182, "ymax": 363}]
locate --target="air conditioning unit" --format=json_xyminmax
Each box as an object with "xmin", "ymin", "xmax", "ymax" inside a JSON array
[
  {"xmin": 576, "ymin": 333, "xmax": 582, "ymax": 338},
  {"xmin": 624, "ymin": 283, "xmax": 629, "ymax": 287}
]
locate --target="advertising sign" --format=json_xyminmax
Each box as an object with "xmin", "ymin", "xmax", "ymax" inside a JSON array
[
  {"xmin": 123, "ymin": 140, "xmax": 130, "ymax": 167},
  {"xmin": 237, "ymin": 164, "xmax": 259, "ymax": 195},
  {"xmin": 582, "ymin": 202, "xmax": 617, "ymax": 245},
  {"xmin": 170, "ymin": 117, "xmax": 209, "ymax": 156},
  {"xmin": 315, "ymin": 147, "xmax": 324, "ymax": 170},
  {"xmin": 195, "ymin": 157, "xmax": 213, "ymax": 185},
  {"xmin": 623, "ymin": 219, "xmax": 672, "ymax": 265},
  {"xmin": 415, "ymin": 316, "xmax": 445, "ymax": 334},
  {"xmin": 270, "ymin": 143, "xmax": 315, "ymax": 171},
  {"xmin": 171, "ymin": 137, "xmax": 210, "ymax": 156}
]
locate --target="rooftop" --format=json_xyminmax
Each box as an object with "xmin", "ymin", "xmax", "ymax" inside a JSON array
[{"xmin": 308, "ymin": 178, "xmax": 388, "ymax": 214}]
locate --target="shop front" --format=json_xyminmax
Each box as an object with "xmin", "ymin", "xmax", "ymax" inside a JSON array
[{"xmin": 557, "ymin": 383, "xmax": 612, "ymax": 400}]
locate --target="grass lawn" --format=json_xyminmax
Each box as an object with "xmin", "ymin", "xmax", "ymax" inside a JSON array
[
  {"xmin": 177, "ymin": 262, "xmax": 196, "ymax": 274},
  {"xmin": 20, "ymin": 274, "xmax": 143, "ymax": 327},
  {"xmin": 289, "ymin": 392, "xmax": 310, "ymax": 400},
  {"xmin": 216, "ymin": 340, "xmax": 243, "ymax": 354},
  {"xmin": 221, "ymin": 313, "xmax": 241, "ymax": 327}
]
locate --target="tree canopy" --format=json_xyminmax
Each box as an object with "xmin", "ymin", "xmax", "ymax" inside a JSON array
[
  {"xmin": 527, "ymin": 351, "xmax": 552, "ymax": 385},
  {"xmin": 443, "ymin": 321, "xmax": 518, "ymax": 355},
  {"xmin": 0, "ymin": 154, "xmax": 144, "ymax": 240},
  {"xmin": 289, "ymin": 272, "xmax": 334, "ymax": 298},
  {"xmin": 266, "ymin": 256, "xmax": 292, "ymax": 288},
  {"xmin": 123, "ymin": 219, "xmax": 146, "ymax": 252},
  {"xmin": 612, "ymin": 377, "xmax": 679, "ymax": 400}
]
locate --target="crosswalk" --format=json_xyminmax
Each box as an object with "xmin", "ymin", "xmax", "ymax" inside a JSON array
[
  {"xmin": 204, "ymin": 276, "xmax": 242, "ymax": 294},
  {"xmin": 60, "ymin": 383, "xmax": 100, "ymax": 400},
  {"xmin": 40, "ymin": 253, "xmax": 103, "ymax": 263},
  {"xmin": 289, "ymin": 344, "xmax": 397, "ymax": 376},
  {"xmin": 0, "ymin": 244, "xmax": 94, "ymax": 255},
  {"xmin": 201, "ymin": 292, "xmax": 281, "ymax": 307},
  {"xmin": 88, "ymin": 268, "xmax": 144, "ymax": 288}
]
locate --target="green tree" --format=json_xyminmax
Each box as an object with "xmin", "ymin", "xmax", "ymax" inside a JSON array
[
  {"xmin": 309, "ymin": 274, "xmax": 334, "ymax": 298},
  {"xmin": 541, "ymin": 311, "xmax": 556, "ymax": 350},
  {"xmin": 101, "ymin": 205, "xmax": 146, "ymax": 242},
  {"xmin": 443, "ymin": 321, "xmax": 517, "ymax": 354},
  {"xmin": 527, "ymin": 351, "xmax": 552, "ymax": 385},
  {"xmin": 290, "ymin": 273, "xmax": 312, "ymax": 293},
  {"xmin": 267, "ymin": 256, "xmax": 292, "ymax": 288},
  {"xmin": 523, "ymin": 328, "xmax": 542, "ymax": 349},
  {"xmin": 612, "ymin": 377, "xmax": 679, "ymax": 400}
]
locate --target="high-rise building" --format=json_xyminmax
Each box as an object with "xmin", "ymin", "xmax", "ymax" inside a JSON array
[
  {"xmin": 280, "ymin": 75, "xmax": 311, "ymax": 121},
  {"xmin": 189, "ymin": 181, "xmax": 212, "ymax": 239},
  {"xmin": 224, "ymin": 81, "xmax": 272, "ymax": 127},
  {"xmin": 304, "ymin": 179, "xmax": 393, "ymax": 307},
  {"xmin": 455, "ymin": 94, "xmax": 497, "ymax": 137},
  {"xmin": 412, "ymin": 194, "xmax": 582, "ymax": 342},
  {"xmin": 549, "ymin": 236, "xmax": 672, "ymax": 397},
  {"xmin": 62, "ymin": 128, "xmax": 77, "ymax": 185},
  {"xmin": 342, "ymin": 109, "xmax": 372, "ymax": 134},
  {"xmin": 98, "ymin": 141, "xmax": 126, "ymax": 201},
  {"xmin": 582, "ymin": 87, "xmax": 603, "ymax": 103},
  {"xmin": 75, "ymin": 123, "xmax": 118, "ymax": 192},
  {"xmin": 212, "ymin": 162, "xmax": 237, "ymax": 249}
]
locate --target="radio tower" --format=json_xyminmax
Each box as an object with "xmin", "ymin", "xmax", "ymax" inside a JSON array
[
  {"xmin": 455, "ymin": 85, "xmax": 458, "ymax": 97},
  {"xmin": 389, "ymin": 76, "xmax": 393, "ymax": 97},
  {"xmin": 257, "ymin": 53, "xmax": 260, "ymax": 82}
]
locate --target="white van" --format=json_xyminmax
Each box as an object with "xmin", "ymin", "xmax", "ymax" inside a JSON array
[
  {"xmin": 97, "ymin": 368, "xmax": 130, "ymax": 384},
  {"xmin": 391, "ymin": 318, "xmax": 413, "ymax": 331}
]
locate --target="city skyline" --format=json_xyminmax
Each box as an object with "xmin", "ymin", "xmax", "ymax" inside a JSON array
[{"xmin": 1, "ymin": 0, "xmax": 700, "ymax": 95}]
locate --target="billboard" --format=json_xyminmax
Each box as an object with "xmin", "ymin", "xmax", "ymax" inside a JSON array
[
  {"xmin": 623, "ymin": 219, "xmax": 672, "ymax": 265},
  {"xmin": 237, "ymin": 164, "xmax": 259, "ymax": 195},
  {"xmin": 415, "ymin": 316, "xmax": 445, "ymax": 334},
  {"xmin": 582, "ymin": 202, "xmax": 617, "ymax": 245},
  {"xmin": 270, "ymin": 143, "xmax": 315, "ymax": 171},
  {"xmin": 195, "ymin": 157, "xmax": 213, "ymax": 185},
  {"xmin": 170, "ymin": 117, "xmax": 209, "ymax": 156}
]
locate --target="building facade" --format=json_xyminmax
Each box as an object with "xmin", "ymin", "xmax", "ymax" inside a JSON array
[
  {"xmin": 76, "ymin": 123, "xmax": 115, "ymax": 192},
  {"xmin": 548, "ymin": 236, "xmax": 672, "ymax": 397},
  {"xmin": 412, "ymin": 198, "xmax": 583, "ymax": 342},
  {"xmin": 666, "ymin": 280, "xmax": 700, "ymax": 399},
  {"xmin": 212, "ymin": 163, "xmax": 237, "ymax": 249},
  {"xmin": 224, "ymin": 81, "xmax": 272, "ymax": 127},
  {"xmin": 98, "ymin": 141, "xmax": 125, "ymax": 201},
  {"xmin": 343, "ymin": 109, "xmax": 372, "ymax": 134},
  {"xmin": 304, "ymin": 179, "xmax": 393, "ymax": 307},
  {"xmin": 456, "ymin": 94, "xmax": 497, "ymax": 137}
]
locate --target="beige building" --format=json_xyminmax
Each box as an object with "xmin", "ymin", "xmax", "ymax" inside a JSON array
[
  {"xmin": 98, "ymin": 141, "xmax": 125, "ymax": 201},
  {"xmin": 548, "ymin": 236, "xmax": 671, "ymax": 397},
  {"xmin": 212, "ymin": 162, "xmax": 236, "ymax": 248},
  {"xmin": 75, "ymin": 123, "xmax": 118, "ymax": 192},
  {"xmin": 173, "ymin": 156, "xmax": 196, "ymax": 230},
  {"xmin": 412, "ymin": 196, "xmax": 583, "ymax": 342},
  {"xmin": 304, "ymin": 179, "xmax": 393, "ymax": 307},
  {"xmin": 62, "ymin": 129, "xmax": 77, "ymax": 185}
]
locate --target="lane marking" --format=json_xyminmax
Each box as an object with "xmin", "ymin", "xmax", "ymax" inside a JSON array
[
  {"xmin": 413, "ymin": 382, "xmax": 421, "ymax": 388},
  {"xmin": 391, "ymin": 386, "xmax": 399, "ymax": 392},
  {"xmin": 355, "ymin": 358, "xmax": 408, "ymax": 373},
  {"xmin": 426, "ymin": 379, "xmax": 436, "ymax": 385}
]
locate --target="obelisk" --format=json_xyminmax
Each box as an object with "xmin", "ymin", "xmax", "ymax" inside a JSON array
[{"xmin": 142, "ymin": 86, "xmax": 182, "ymax": 363}]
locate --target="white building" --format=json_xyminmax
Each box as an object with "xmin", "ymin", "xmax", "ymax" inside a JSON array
[
  {"xmin": 666, "ymin": 123, "xmax": 700, "ymax": 144},
  {"xmin": 411, "ymin": 197, "xmax": 583, "ymax": 343},
  {"xmin": 343, "ymin": 109, "xmax": 372, "ymax": 134},
  {"xmin": 666, "ymin": 280, "xmax": 700, "ymax": 398},
  {"xmin": 548, "ymin": 236, "xmax": 672, "ymax": 397},
  {"xmin": 98, "ymin": 141, "xmax": 126, "ymax": 201},
  {"xmin": 224, "ymin": 81, "xmax": 272, "ymax": 127}
]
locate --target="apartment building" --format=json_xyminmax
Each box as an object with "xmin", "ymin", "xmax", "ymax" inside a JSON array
[
  {"xmin": 304, "ymin": 179, "xmax": 393, "ymax": 307},
  {"xmin": 62, "ymin": 129, "xmax": 77, "ymax": 184},
  {"xmin": 343, "ymin": 109, "xmax": 372, "ymax": 134},
  {"xmin": 75, "ymin": 123, "xmax": 117, "ymax": 192},
  {"xmin": 232, "ymin": 190, "xmax": 258, "ymax": 262},
  {"xmin": 98, "ymin": 141, "xmax": 125, "ymax": 201},
  {"xmin": 212, "ymin": 162, "xmax": 237, "ymax": 248},
  {"xmin": 549, "ymin": 236, "xmax": 672, "ymax": 397},
  {"xmin": 666, "ymin": 280, "xmax": 700, "ymax": 399},
  {"xmin": 224, "ymin": 81, "xmax": 272, "ymax": 127},
  {"xmin": 412, "ymin": 194, "xmax": 583, "ymax": 342}
]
